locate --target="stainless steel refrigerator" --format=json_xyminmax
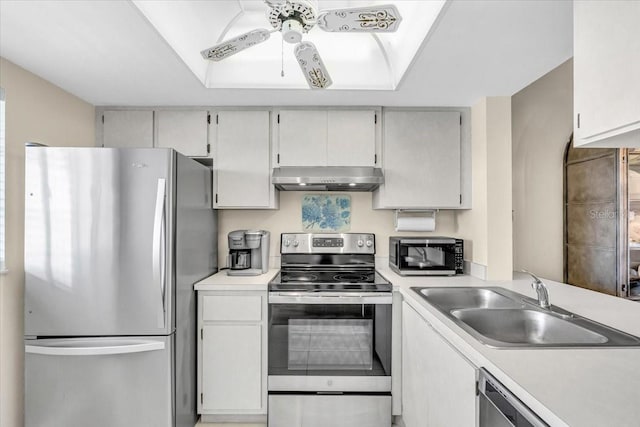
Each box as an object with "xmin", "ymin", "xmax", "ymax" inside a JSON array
[{"xmin": 24, "ymin": 146, "xmax": 217, "ymax": 427}]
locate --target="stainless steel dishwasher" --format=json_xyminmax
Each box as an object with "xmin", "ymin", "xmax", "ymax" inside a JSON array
[{"xmin": 478, "ymin": 369, "xmax": 549, "ymax": 427}]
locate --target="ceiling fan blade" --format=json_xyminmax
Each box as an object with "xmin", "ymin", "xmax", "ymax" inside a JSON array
[
  {"xmin": 294, "ymin": 41, "xmax": 333, "ymax": 89},
  {"xmin": 317, "ymin": 4, "xmax": 402, "ymax": 33},
  {"xmin": 201, "ymin": 29, "xmax": 271, "ymax": 61},
  {"xmin": 264, "ymin": 0, "xmax": 287, "ymax": 7}
]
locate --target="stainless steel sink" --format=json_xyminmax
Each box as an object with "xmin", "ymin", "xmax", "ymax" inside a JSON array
[
  {"xmin": 417, "ymin": 287, "xmax": 524, "ymax": 310},
  {"xmin": 412, "ymin": 286, "xmax": 640, "ymax": 348}
]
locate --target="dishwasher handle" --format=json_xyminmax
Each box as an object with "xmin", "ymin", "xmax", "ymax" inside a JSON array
[{"xmin": 478, "ymin": 369, "xmax": 549, "ymax": 427}]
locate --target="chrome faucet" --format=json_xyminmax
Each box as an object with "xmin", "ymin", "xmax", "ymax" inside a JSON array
[{"xmin": 522, "ymin": 270, "xmax": 550, "ymax": 309}]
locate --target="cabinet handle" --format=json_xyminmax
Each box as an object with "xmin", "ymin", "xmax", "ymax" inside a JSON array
[{"xmin": 577, "ymin": 113, "xmax": 581, "ymax": 129}]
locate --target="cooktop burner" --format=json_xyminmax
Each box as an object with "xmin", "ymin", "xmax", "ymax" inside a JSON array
[
  {"xmin": 270, "ymin": 270, "xmax": 392, "ymax": 292},
  {"xmin": 280, "ymin": 270, "xmax": 375, "ymax": 284}
]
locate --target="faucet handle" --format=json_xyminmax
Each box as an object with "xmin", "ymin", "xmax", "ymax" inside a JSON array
[
  {"xmin": 521, "ymin": 269, "xmax": 543, "ymax": 286},
  {"xmin": 521, "ymin": 270, "xmax": 550, "ymax": 308}
]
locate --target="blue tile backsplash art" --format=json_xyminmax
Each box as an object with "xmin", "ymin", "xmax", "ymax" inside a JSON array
[{"xmin": 302, "ymin": 195, "xmax": 351, "ymax": 232}]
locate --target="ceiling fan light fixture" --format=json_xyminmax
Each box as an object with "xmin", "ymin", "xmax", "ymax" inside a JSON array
[{"xmin": 282, "ymin": 19, "xmax": 303, "ymax": 44}]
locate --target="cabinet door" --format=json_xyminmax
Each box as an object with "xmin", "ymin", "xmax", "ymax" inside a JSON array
[
  {"xmin": 214, "ymin": 110, "xmax": 275, "ymax": 208},
  {"xmin": 378, "ymin": 111, "xmax": 461, "ymax": 208},
  {"xmin": 277, "ymin": 110, "xmax": 327, "ymax": 166},
  {"xmin": 574, "ymin": 1, "xmax": 640, "ymax": 146},
  {"xmin": 402, "ymin": 302, "xmax": 477, "ymax": 427},
  {"xmin": 156, "ymin": 110, "xmax": 209, "ymax": 156},
  {"xmin": 201, "ymin": 323, "xmax": 263, "ymax": 412},
  {"xmin": 402, "ymin": 302, "xmax": 430, "ymax": 426},
  {"xmin": 102, "ymin": 110, "xmax": 153, "ymax": 148},
  {"xmin": 327, "ymin": 110, "xmax": 377, "ymax": 167}
]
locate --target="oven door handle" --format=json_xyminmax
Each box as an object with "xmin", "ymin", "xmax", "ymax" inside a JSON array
[{"xmin": 268, "ymin": 293, "xmax": 392, "ymax": 304}]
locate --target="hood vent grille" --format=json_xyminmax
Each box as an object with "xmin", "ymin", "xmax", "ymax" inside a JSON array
[{"xmin": 272, "ymin": 166, "xmax": 384, "ymax": 191}]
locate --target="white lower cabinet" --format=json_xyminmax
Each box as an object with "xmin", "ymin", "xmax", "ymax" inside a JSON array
[
  {"xmin": 197, "ymin": 291, "xmax": 267, "ymax": 421},
  {"xmin": 402, "ymin": 301, "xmax": 477, "ymax": 427}
]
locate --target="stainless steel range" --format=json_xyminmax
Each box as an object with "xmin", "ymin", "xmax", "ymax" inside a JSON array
[{"xmin": 268, "ymin": 233, "xmax": 392, "ymax": 427}]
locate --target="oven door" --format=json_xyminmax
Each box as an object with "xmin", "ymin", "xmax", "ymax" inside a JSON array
[
  {"xmin": 397, "ymin": 240, "xmax": 457, "ymax": 274},
  {"xmin": 268, "ymin": 292, "xmax": 392, "ymax": 392}
]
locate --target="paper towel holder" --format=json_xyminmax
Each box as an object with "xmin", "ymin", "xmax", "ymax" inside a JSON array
[{"xmin": 394, "ymin": 209, "xmax": 438, "ymax": 232}]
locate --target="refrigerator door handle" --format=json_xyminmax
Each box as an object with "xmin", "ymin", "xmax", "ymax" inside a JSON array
[
  {"xmin": 25, "ymin": 340, "xmax": 165, "ymax": 356},
  {"xmin": 152, "ymin": 178, "xmax": 166, "ymax": 329}
]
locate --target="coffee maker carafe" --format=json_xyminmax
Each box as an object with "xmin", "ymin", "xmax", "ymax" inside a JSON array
[{"xmin": 227, "ymin": 230, "xmax": 270, "ymax": 276}]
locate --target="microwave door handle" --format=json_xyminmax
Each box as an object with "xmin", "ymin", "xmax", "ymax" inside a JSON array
[
  {"xmin": 152, "ymin": 178, "xmax": 166, "ymax": 329},
  {"xmin": 399, "ymin": 239, "xmax": 455, "ymax": 245}
]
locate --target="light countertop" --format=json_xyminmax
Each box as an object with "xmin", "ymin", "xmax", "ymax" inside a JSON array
[
  {"xmin": 377, "ymin": 264, "xmax": 640, "ymax": 427},
  {"xmin": 194, "ymin": 269, "xmax": 278, "ymax": 291},
  {"xmin": 194, "ymin": 264, "xmax": 640, "ymax": 426}
]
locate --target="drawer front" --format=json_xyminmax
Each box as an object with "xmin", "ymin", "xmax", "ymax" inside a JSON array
[
  {"xmin": 202, "ymin": 295, "xmax": 262, "ymax": 322},
  {"xmin": 268, "ymin": 394, "xmax": 391, "ymax": 427}
]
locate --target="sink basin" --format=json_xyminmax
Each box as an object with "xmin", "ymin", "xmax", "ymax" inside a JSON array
[
  {"xmin": 411, "ymin": 286, "xmax": 640, "ymax": 348},
  {"xmin": 417, "ymin": 287, "xmax": 524, "ymax": 310},
  {"xmin": 451, "ymin": 308, "xmax": 608, "ymax": 346}
]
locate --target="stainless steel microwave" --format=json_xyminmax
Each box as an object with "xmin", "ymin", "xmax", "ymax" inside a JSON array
[{"xmin": 389, "ymin": 237, "xmax": 463, "ymax": 276}]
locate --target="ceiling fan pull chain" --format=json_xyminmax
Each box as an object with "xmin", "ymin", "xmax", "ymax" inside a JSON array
[{"xmin": 281, "ymin": 37, "xmax": 285, "ymax": 77}]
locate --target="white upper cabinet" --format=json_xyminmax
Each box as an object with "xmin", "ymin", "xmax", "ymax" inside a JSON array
[
  {"xmin": 374, "ymin": 110, "xmax": 462, "ymax": 209},
  {"xmin": 213, "ymin": 110, "xmax": 277, "ymax": 209},
  {"xmin": 277, "ymin": 110, "xmax": 327, "ymax": 166},
  {"xmin": 102, "ymin": 110, "xmax": 154, "ymax": 148},
  {"xmin": 327, "ymin": 110, "xmax": 377, "ymax": 166},
  {"xmin": 574, "ymin": 1, "xmax": 640, "ymax": 147},
  {"xmin": 155, "ymin": 110, "xmax": 210, "ymax": 157},
  {"xmin": 275, "ymin": 108, "xmax": 380, "ymax": 167}
]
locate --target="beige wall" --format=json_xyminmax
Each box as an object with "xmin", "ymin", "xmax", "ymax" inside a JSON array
[
  {"xmin": 486, "ymin": 97, "xmax": 513, "ymax": 280},
  {"xmin": 458, "ymin": 97, "xmax": 513, "ymax": 280},
  {"xmin": 0, "ymin": 57, "xmax": 95, "ymax": 427},
  {"xmin": 512, "ymin": 59, "xmax": 573, "ymax": 281},
  {"xmin": 218, "ymin": 192, "xmax": 470, "ymax": 267}
]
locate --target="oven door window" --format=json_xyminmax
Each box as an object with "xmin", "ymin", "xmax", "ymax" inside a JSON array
[
  {"xmin": 268, "ymin": 303, "xmax": 391, "ymax": 376},
  {"xmin": 399, "ymin": 244, "xmax": 455, "ymax": 271}
]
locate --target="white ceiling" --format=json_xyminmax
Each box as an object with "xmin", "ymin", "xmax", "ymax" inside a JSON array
[
  {"xmin": 132, "ymin": 0, "xmax": 446, "ymax": 91},
  {"xmin": 0, "ymin": 0, "xmax": 573, "ymax": 107}
]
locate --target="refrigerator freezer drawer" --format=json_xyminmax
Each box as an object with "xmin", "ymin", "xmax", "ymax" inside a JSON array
[{"xmin": 25, "ymin": 336, "xmax": 173, "ymax": 427}]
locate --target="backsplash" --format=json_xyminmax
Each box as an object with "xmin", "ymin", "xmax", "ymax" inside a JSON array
[{"xmin": 217, "ymin": 192, "xmax": 471, "ymax": 268}]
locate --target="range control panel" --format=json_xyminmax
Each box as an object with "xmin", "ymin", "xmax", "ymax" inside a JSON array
[
  {"xmin": 312, "ymin": 237, "xmax": 344, "ymax": 248},
  {"xmin": 281, "ymin": 233, "xmax": 375, "ymax": 254}
]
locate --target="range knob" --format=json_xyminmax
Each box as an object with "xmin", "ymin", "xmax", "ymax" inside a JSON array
[
  {"xmin": 293, "ymin": 240, "xmax": 299, "ymax": 247},
  {"xmin": 357, "ymin": 240, "xmax": 364, "ymax": 247},
  {"xmin": 283, "ymin": 239, "xmax": 291, "ymax": 247},
  {"xmin": 366, "ymin": 240, "xmax": 373, "ymax": 248}
]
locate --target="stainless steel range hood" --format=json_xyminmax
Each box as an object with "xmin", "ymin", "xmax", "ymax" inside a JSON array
[{"xmin": 272, "ymin": 166, "xmax": 384, "ymax": 191}]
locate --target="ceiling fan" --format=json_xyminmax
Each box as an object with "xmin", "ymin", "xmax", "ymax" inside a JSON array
[{"xmin": 200, "ymin": 0, "xmax": 402, "ymax": 89}]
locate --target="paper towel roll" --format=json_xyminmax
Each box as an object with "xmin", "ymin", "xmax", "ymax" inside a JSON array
[{"xmin": 395, "ymin": 210, "xmax": 436, "ymax": 231}]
